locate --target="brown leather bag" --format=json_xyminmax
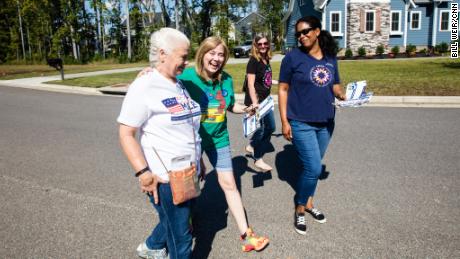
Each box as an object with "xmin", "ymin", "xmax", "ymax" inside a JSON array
[{"xmin": 168, "ymin": 163, "xmax": 201, "ymax": 205}]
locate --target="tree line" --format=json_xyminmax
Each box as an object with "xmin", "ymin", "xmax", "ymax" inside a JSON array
[{"xmin": 0, "ymin": 0, "xmax": 288, "ymax": 64}]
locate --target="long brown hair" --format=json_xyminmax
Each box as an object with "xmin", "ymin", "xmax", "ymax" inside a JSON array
[
  {"xmin": 194, "ymin": 36, "xmax": 229, "ymax": 82},
  {"xmin": 250, "ymin": 35, "xmax": 272, "ymax": 62}
]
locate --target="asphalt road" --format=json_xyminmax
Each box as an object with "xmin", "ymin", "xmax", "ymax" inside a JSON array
[{"xmin": 1, "ymin": 86, "xmax": 459, "ymax": 259}]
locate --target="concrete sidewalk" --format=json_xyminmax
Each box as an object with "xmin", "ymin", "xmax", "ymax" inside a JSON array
[{"xmin": 1, "ymin": 62, "xmax": 459, "ymax": 107}]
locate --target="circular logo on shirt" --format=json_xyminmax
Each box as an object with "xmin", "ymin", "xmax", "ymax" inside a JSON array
[
  {"xmin": 263, "ymin": 66, "xmax": 272, "ymax": 89},
  {"xmin": 221, "ymin": 89, "xmax": 228, "ymax": 97},
  {"xmin": 310, "ymin": 65, "xmax": 332, "ymax": 87}
]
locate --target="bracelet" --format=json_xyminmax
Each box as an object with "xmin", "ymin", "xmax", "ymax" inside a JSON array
[{"xmin": 135, "ymin": 166, "xmax": 150, "ymax": 177}]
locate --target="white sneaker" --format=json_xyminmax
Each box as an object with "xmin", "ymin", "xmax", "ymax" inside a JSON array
[
  {"xmin": 136, "ymin": 242, "xmax": 168, "ymax": 259},
  {"xmin": 245, "ymin": 145, "xmax": 254, "ymax": 156},
  {"xmin": 254, "ymin": 159, "xmax": 272, "ymax": 172}
]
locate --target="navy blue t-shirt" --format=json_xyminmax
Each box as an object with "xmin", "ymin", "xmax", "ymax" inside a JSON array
[{"xmin": 279, "ymin": 47, "xmax": 340, "ymax": 123}]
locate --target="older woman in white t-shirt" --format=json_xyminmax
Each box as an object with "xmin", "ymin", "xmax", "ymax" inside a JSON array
[{"xmin": 118, "ymin": 28, "xmax": 201, "ymax": 259}]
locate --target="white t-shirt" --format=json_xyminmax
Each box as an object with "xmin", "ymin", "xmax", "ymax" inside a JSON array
[{"xmin": 117, "ymin": 69, "xmax": 202, "ymax": 181}]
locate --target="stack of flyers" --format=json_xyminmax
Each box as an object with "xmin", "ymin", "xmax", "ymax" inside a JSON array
[
  {"xmin": 242, "ymin": 96, "xmax": 275, "ymax": 137},
  {"xmin": 336, "ymin": 81, "xmax": 373, "ymax": 107}
]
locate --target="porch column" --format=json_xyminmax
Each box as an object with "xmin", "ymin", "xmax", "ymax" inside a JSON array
[{"xmin": 432, "ymin": 3, "xmax": 439, "ymax": 46}]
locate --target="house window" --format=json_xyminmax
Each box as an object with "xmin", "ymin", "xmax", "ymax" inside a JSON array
[
  {"xmin": 440, "ymin": 10, "xmax": 450, "ymax": 31},
  {"xmin": 391, "ymin": 11, "xmax": 401, "ymax": 33},
  {"xmin": 330, "ymin": 11, "xmax": 342, "ymax": 35},
  {"xmin": 365, "ymin": 11, "xmax": 375, "ymax": 32},
  {"xmin": 410, "ymin": 11, "xmax": 421, "ymax": 30}
]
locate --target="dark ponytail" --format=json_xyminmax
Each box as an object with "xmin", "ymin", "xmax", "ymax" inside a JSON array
[
  {"xmin": 318, "ymin": 30, "xmax": 338, "ymax": 57},
  {"xmin": 295, "ymin": 16, "xmax": 338, "ymax": 58}
]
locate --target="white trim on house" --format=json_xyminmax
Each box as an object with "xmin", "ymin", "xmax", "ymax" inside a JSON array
[
  {"xmin": 409, "ymin": 0, "xmax": 418, "ymax": 8},
  {"xmin": 330, "ymin": 11, "xmax": 343, "ymax": 36},
  {"xmin": 281, "ymin": 0, "xmax": 295, "ymax": 23},
  {"xmin": 390, "ymin": 10, "xmax": 403, "ymax": 35},
  {"xmin": 322, "ymin": 5, "xmax": 327, "ymax": 30},
  {"xmin": 432, "ymin": 4, "xmax": 439, "ymax": 46},
  {"xmin": 344, "ymin": 0, "xmax": 348, "ymax": 48},
  {"xmin": 439, "ymin": 10, "xmax": 451, "ymax": 31},
  {"xmin": 235, "ymin": 12, "xmax": 267, "ymax": 26},
  {"xmin": 348, "ymin": 0, "xmax": 389, "ymax": 2},
  {"xmin": 365, "ymin": 10, "xmax": 376, "ymax": 33},
  {"xmin": 410, "ymin": 11, "xmax": 422, "ymax": 30},
  {"xmin": 404, "ymin": 2, "xmax": 409, "ymax": 47}
]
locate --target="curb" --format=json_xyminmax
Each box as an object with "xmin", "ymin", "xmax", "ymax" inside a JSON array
[{"xmin": 98, "ymin": 86, "xmax": 460, "ymax": 108}]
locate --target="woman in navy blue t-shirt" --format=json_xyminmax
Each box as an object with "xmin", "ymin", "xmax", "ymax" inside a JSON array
[{"xmin": 278, "ymin": 16, "xmax": 346, "ymax": 235}]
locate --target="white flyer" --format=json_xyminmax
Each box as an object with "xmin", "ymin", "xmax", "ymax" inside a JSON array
[
  {"xmin": 336, "ymin": 81, "xmax": 373, "ymax": 107},
  {"xmin": 242, "ymin": 96, "xmax": 275, "ymax": 138}
]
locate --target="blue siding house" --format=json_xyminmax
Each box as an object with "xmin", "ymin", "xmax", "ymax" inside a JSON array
[{"xmin": 283, "ymin": 0, "xmax": 454, "ymax": 54}]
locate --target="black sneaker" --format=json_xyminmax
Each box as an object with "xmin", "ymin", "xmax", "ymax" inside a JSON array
[
  {"xmin": 305, "ymin": 207, "xmax": 327, "ymax": 223},
  {"xmin": 294, "ymin": 212, "xmax": 307, "ymax": 235}
]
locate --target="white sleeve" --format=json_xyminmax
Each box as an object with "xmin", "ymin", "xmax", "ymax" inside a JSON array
[{"xmin": 117, "ymin": 81, "xmax": 149, "ymax": 128}]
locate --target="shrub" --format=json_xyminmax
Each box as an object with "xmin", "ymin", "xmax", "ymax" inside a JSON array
[
  {"xmin": 345, "ymin": 48, "xmax": 353, "ymax": 58},
  {"xmin": 419, "ymin": 48, "xmax": 427, "ymax": 55},
  {"xmin": 405, "ymin": 44, "xmax": 416, "ymax": 54},
  {"xmin": 376, "ymin": 44, "xmax": 385, "ymax": 55},
  {"xmin": 391, "ymin": 45, "xmax": 400, "ymax": 55},
  {"xmin": 434, "ymin": 42, "xmax": 449, "ymax": 54},
  {"xmin": 358, "ymin": 46, "xmax": 366, "ymax": 57},
  {"xmin": 439, "ymin": 42, "xmax": 449, "ymax": 53}
]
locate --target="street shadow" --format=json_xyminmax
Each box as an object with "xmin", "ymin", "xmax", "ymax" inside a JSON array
[
  {"xmin": 275, "ymin": 144, "xmax": 301, "ymax": 191},
  {"xmin": 275, "ymin": 144, "xmax": 331, "ymax": 192},
  {"xmin": 191, "ymin": 155, "xmax": 247, "ymax": 259},
  {"xmin": 243, "ymin": 153, "xmax": 273, "ymax": 188}
]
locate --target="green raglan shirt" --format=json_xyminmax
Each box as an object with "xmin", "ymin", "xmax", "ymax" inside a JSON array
[{"xmin": 178, "ymin": 67, "xmax": 235, "ymax": 151}]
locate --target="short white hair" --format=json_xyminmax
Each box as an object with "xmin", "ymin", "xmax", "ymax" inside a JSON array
[{"xmin": 149, "ymin": 28, "xmax": 190, "ymax": 67}]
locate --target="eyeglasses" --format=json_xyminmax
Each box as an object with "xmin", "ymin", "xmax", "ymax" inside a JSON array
[
  {"xmin": 295, "ymin": 28, "xmax": 314, "ymax": 38},
  {"xmin": 257, "ymin": 42, "xmax": 269, "ymax": 47}
]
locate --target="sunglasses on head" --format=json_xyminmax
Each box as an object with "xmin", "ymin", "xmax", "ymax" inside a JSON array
[
  {"xmin": 295, "ymin": 28, "xmax": 314, "ymax": 38},
  {"xmin": 257, "ymin": 42, "xmax": 269, "ymax": 47}
]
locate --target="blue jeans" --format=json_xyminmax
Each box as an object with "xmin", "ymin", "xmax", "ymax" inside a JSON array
[
  {"xmin": 146, "ymin": 183, "xmax": 192, "ymax": 259},
  {"xmin": 290, "ymin": 120, "xmax": 334, "ymax": 206},
  {"xmin": 250, "ymin": 110, "xmax": 276, "ymax": 160},
  {"xmin": 203, "ymin": 145, "xmax": 233, "ymax": 172}
]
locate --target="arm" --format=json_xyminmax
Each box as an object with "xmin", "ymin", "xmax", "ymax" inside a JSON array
[
  {"xmin": 333, "ymin": 84, "xmax": 346, "ymax": 101},
  {"xmin": 119, "ymin": 124, "xmax": 164, "ymax": 204},
  {"xmin": 278, "ymin": 82, "xmax": 292, "ymax": 141},
  {"xmin": 246, "ymin": 73, "xmax": 259, "ymax": 108},
  {"xmin": 229, "ymin": 102, "xmax": 255, "ymax": 114}
]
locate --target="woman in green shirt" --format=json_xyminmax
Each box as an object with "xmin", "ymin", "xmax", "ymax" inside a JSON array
[{"xmin": 179, "ymin": 37, "xmax": 269, "ymax": 253}]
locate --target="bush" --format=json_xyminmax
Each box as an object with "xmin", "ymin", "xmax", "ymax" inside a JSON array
[
  {"xmin": 439, "ymin": 42, "xmax": 449, "ymax": 53},
  {"xmin": 391, "ymin": 45, "xmax": 400, "ymax": 55},
  {"xmin": 357, "ymin": 46, "xmax": 366, "ymax": 57},
  {"xmin": 345, "ymin": 48, "xmax": 353, "ymax": 58},
  {"xmin": 419, "ymin": 48, "xmax": 427, "ymax": 55},
  {"xmin": 405, "ymin": 44, "xmax": 416, "ymax": 55},
  {"xmin": 376, "ymin": 44, "xmax": 385, "ymax": 55}
]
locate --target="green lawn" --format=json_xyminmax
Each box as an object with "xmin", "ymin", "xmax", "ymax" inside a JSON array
[
  {"xmin": 45, "ymin": 58, "xmax": 460, "ymax": 96},
  {"xmin": 0, "ymin": 62, "xmax": 147, "ymax": 80}
]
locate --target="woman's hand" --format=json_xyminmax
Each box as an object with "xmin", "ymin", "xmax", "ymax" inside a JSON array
[
  {"xmin": 282, "ymin": 121, "xmax": 292, "ymax": 142},
  {"xmin": 243, "ymin": 103, "xmax": 258, "ymax": 115},
  {"xmin": 139, "ymin": 172, "xmax": 166, "ymax": 204},
  {"xmin": 337, "ymin": 94, "xmax": 346, "ymax": 101},
  {"xmin": 137, "ymin": 67, "xmax": 154, "ymax": 78}
]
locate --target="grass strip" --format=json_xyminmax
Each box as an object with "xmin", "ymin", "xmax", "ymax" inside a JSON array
[{"xmin": 45, "ymin": 58, "xmax": 460, "ymax": 96}]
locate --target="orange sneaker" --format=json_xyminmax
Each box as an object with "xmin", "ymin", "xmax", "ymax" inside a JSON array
[{"xmin": 240, "ymin": 228, "xmax": 269, "ymax": 252}]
